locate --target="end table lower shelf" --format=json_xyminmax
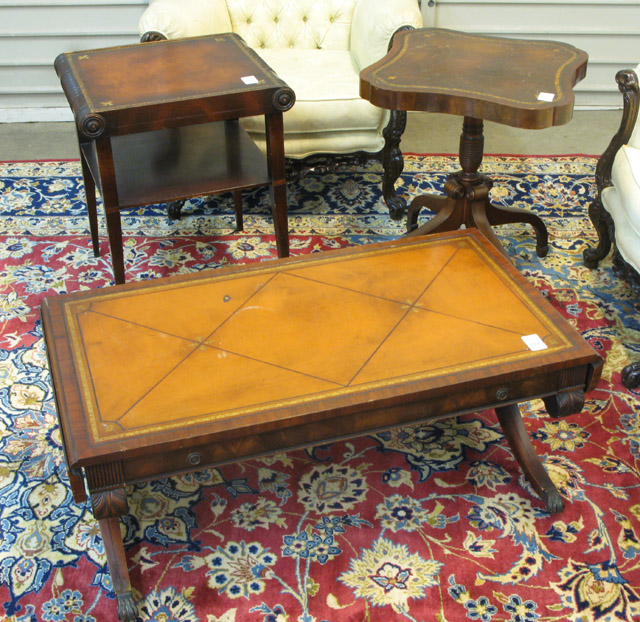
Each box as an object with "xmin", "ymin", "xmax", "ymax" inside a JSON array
[{"xmin": 81, "ymin": 118, "xmax": 287, "ymax": 284}]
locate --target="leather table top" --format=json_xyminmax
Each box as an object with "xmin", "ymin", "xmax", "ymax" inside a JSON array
[
  {"xmin": 359, "ymin": 28, "xmax": 588, "ymax": 128},
  {"xmin": 41, "ymin": 231, "xmax": 599, "ymax": 467},
  {"xmin": 56, "ymin": 33, "xmax": 286, "ymax": 113}
]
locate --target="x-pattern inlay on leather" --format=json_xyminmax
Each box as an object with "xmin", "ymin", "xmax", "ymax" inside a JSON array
[{"xmin": 65, "ymin": 238, "xmax": 567, "ymax": 443}]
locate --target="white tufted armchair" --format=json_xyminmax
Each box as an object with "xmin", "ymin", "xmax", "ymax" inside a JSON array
[
  {"xmin": 583, "ymin": 64, "xmax": 640, "ymax": 389},
  {"xmin": 138, "ymin": 0, "xmax": 423, "ymax": 218}
]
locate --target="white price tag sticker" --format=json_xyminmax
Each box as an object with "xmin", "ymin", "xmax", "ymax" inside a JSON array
[
  {"xmin": 537, "ymin": 92, "xmax": 554, "ymax": 102},
  {"xmin": 522, "ymin": 334, "xmax": 548, "ymax": 351},
  {"xmin": 241, "ymin": 75, "xmax": 259, "ymax": 85}
]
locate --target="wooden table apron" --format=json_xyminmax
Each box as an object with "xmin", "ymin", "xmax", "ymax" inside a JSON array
[
  {"xmin": 54, "ymin": 33, "xmax": 295, "ymax": 285},
  {"xmin": 359, "ymin": 28, "xmax": 589, "ymax": 256},
  {"xmin": 41, "ymin": 230, "xmax": 601, "ymax": 621}
]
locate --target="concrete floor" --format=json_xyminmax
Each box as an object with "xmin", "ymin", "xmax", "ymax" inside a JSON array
[{"xmin": 0, "ymin": 110, "xmax": 622, "ymax": 161}]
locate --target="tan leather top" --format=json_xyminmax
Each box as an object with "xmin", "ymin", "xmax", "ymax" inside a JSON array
[{"xmin": 57, "ymin": 233, "xmax": 575, "ymax": 447}]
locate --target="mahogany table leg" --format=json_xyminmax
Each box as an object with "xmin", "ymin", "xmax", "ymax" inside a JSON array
[
  {"xmin": 98, "ymin": 516, "xmax": 138, "ymax": 621},
  {"xmin": 407, "ymin": 117, "xmax": 488, "ymax": 237},
  {"xmin": 87, "ymin": 463, "xmax": 137, "ymax": 621},
  {"xmin": 470, "ymin": 200, "xmax": 512, "ymax": 259},
  {"xmin": 406, "ymin": 194, "xmax": 461, "ymax": 236},
  {"xmin": 495, "ymin": 402, "xmax": 565, "ymax": 514},
  {"xmin": 406, "ymin": 172, "xmax": 466, "ymax": 233},
  {"xmin": 95, "ymin": 137, "xmax": 127, "ymax": 284},
  {"xmin": 270, "ymin": 181, "xmax": 289, "ymax": 258},
  {"xmin": 104, "ymin": 210, "xmax": 126, "ymax": 285},
  {"xmin": 483, "ymin": 201, "xmax": 549, "ymax": 257},
  {"xmin": 80, "ymin": 150, "xmax": 100, "ymax": 257},
  {"xmin": 233, "ymin": 189, "xmax": 244, "ymax": 231},
  {"xmin": 265, "ymin": 112, "xmax": 289, "ymax": 258}
]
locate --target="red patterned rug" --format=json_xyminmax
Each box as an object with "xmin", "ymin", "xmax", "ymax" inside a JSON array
[{"xmin": 0, "ymin": 156, "xmax": 639, "ymax": 622}]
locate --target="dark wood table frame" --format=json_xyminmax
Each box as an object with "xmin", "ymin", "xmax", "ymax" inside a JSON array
[
  {"xmin": 361, "ymin": 28, "xmax": 588, "ymax": 257},
  {"xmin": 42, "ymin": 230, "xmax": 601, "ymax": 621},
  {"xmin": 55, "ymin": 34, "xmax": 295, "ymax": 284}
]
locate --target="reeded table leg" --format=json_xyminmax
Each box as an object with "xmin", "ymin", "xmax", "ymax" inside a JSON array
[
  {"xmin": 495, "ymin": 402, "xmax": 564, "ymax": 513},
  {"xmin": 407, "ymin": 116, "xmax": 549, "ymax": 257},
  {"xmin": 99, "ymin": 516, "xmax": 138, "ymax": 621},
  {"xmin": 86, "ymin": 465, "xmax": 137, "ymax": 621}
]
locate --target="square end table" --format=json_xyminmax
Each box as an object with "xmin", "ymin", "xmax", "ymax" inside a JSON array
[{"xmin": 55, "ymin": 33, "xmax": 295, "ymax": 284}]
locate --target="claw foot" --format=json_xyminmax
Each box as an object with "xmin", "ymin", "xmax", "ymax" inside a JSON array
[
  {"xmin": 541, "ymin": 487, "xmax": 565, "ymax": 514},
  {"xmin": 117, "ymin": 592, "xmax": 139, "ymax": 621}
]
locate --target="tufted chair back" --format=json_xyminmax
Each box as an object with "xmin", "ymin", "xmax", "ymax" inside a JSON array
[
  {"xmin": 139, "ymin": 0, "xmax": 423, "ymax": 165},
  {"xmin": 226, "ymin": 0, "xmax": 357, "ymax": 50}
]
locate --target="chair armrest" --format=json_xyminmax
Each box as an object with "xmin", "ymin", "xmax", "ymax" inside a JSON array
[
  {"xmin": 595, "ymin": 68, "xmax": 639, "ymax": 192},
  {"xmin": 138, "ymin": 0, "xmax": 232, "ymax": 40},
  {"xmin": 350, "ymin": 0, "xmax": 423, "ymax": 71}
]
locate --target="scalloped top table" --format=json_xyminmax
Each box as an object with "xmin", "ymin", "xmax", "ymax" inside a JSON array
[{"xmin": 360, "ymin": 28, "xmax": 588, "ymax": 256}]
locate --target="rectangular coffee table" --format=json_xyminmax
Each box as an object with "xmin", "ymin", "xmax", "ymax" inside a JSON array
[
  {"xmin": 41, "ymin": 230, "xmax": 601, "ymax": 621},
  {"xmin": 55, "ymin": 33, "xmax": 295, "ymax": 284}
]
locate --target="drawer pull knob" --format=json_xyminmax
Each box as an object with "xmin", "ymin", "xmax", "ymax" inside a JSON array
[
  {"xmin": 187, "ymin": 452, "xmax": 202, "ymax": 466},
  {"xmin": 496, "ymin": 388, "xmax": 509, "ymax": 401}
]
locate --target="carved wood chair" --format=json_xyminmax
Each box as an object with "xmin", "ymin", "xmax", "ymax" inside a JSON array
[
  {"xmin": 583, "ymin": 64, "xmax": 640, "ymax": 389},
  {"xmin": 138, "ymin": 0, "xmax": 423, "ymax": 219}
]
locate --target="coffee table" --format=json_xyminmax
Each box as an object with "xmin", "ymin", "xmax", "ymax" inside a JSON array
[
  {"xmin": 41, "ymin": 230, "xmax": 601, "ymax": 620},
  {"xmin": 55, "ymin": 34, "xmax": 295, "ymax": 284},
  {"xmin": 360, "ymin": 28, "xmax": 588, "ymax": 257}
]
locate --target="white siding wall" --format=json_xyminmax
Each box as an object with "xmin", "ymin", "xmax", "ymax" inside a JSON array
[
  {"xmin": 0, "ymin": 0, "xmax": 637, "ymax": 120},
  {"xmin": 0, "ymin": 0, "xmax": 146, "ymax": 121},
  {"xmin": 422, "ymin": 0, "xmax": 640, "ymax": 108}
]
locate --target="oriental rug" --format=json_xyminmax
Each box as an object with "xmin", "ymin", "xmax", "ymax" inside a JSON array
[{"xmin": 0, "ymin": 155, "xmax": 639, "ymax": 622}]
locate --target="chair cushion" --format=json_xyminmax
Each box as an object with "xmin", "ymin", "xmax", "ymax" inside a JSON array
[
  {"xmin": 604, "ymin": 143, "xmax": 640, "ymax": 272},
  {"xmin": 240, "ymin": 48, "xmax": 387, "ymax": 157}
]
